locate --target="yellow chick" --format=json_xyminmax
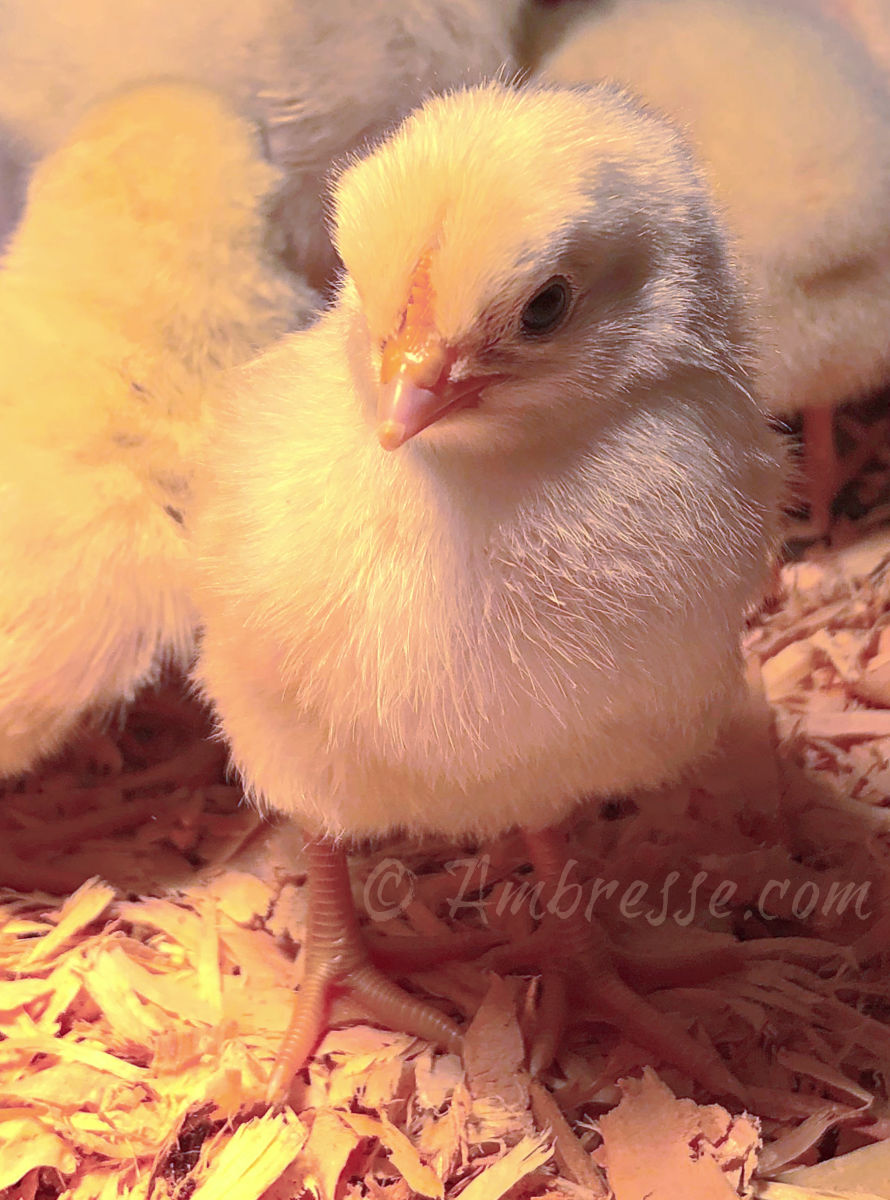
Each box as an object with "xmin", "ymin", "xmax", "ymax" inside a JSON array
[
  {"xmin": 0, "ymin": 0, "xmax": 521, "ymax": 286},
  {"xmin": 540, "ymin": 0, "xmax": 890, "ymax": 533},
  {"xmin": 0, "ymin": 81, "xmax": 307, "ymax": 776},
  {"xmin": 194, "ymin": 81, "xmax": 784, "ymax": 1099}
]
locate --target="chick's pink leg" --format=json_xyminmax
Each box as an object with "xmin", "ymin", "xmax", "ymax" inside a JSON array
[
  {"xmin": 494, "ymin": 828, "xmax": 745, "ymax": 1101},
  {"xmin": 268, "ymin": 839, "xmax": 461, "ymax": 1101},
  {"xmin": 801, "ymin": 405, "xmax": 837, "ymax": 538}
]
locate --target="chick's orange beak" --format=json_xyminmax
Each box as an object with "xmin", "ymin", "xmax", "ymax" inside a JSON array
[
  {"xmin": 377, "ymin": 333, "xmax": 455, "ymax": 451},
  {"xmin": 377, "ymin": 250, "xmax": 504, "ymax": 450},
  {"xmin": 377, "ymin": 248, "xmax": 468, "ymax": 451}
]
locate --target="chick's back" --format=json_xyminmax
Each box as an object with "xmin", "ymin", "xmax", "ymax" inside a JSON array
[{"xmin": 0, "ymin": 81, "xmax": 306, "ymax": 775}]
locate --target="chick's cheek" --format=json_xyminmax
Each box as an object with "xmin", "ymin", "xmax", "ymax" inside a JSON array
[{"xmin": 542, "ymin": 0, "xmax": 890, "ymax": 539}]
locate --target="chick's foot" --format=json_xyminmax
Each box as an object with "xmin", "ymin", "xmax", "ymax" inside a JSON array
[
  {"xmin": 268, "ymin": 839, "xmax": 462, "ymax": 1102},
  {"xmin": 487, "ymin": 828, "xmax": 746, "ymax": 1103}
]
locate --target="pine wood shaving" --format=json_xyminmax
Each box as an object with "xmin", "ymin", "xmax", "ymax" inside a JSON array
[
  {"xmin": 409, "ymin": 1050, "xmax": 458, "ymax": 1111},
  {"xmin": 797, "ymin": 711, "xmax": 890, "ymax": 740},
  {"xmin": 189, "ymin": 1110, "xmax": 307, "ymax": 1200},
  {"xmin": 594, "ymin": 1069, "xmax": 759, "ymax": 1199},
  {"xmin": 0, "ymin": 1113, "xmax": 78, "ymax": 1189},
  {"xmin": 22, "ymin": 878, "xmax": 114, "ymax": 966},
  {"xmin": 339, "ymin": 1111, "xmax": 444, "ymax": 1197},
  {"xmin": 782, "ymin": 1135, "xmax": 890, "ymax": 1197},
  {"xmin": 762, "ymin": 641, "xmax": 815, "ymax": 700},
  {"xmin": 454, "ymin": 1133, "xmax": 553, "ymax": 1200},
  {"xmin": 190, "ymin": 871, "xmax": 274, "ymax": 926},
  {"xmin": 529, "ymin": 1079, "xmax": 607, "ymax": 1194},
  {"xmin": 298, "ymin": 1108, "xmax": 363, "ymax": 1200},
  {"xmin": 463, "ymin": 975, "xmax": 530, "ymax": 1116},
  {"xmin": 760, "ymin": 1109, "xmax": 870, "ymax": 1177},
  {"xmin": 756, "ymin": 1185, "xmax": 887, "ymax": 1200}
]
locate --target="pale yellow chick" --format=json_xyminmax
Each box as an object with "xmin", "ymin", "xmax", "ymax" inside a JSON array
[
  {"xmin": 540, "ymin": 0, "xmax": 890, "ymax": 531},
  {"xmin": 0, "ymin": 81, "xmax": 307, "ymax": 776},
  {"xmin": 194, "ymin": 81, "xmax": 784, "ymax": 1097}
]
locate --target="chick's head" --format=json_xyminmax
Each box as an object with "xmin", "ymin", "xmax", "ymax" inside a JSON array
[{"xmin": 333, "ymin": 82, "xmax": 746, "ymax": 459}]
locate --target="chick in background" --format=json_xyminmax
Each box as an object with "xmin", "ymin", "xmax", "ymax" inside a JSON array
[
  {"xmin": 820, "ymin": 0, "xmax": 890, "ymax": 76},
  {"xmin": 0, "ymin": 0, "xmax": 521, "ymax": 285},
  {"xmin": 0, "ymin": 81, "xmax": 309, "ymax": 777},
  {"xmin": 539, "ymin": 0, "xmax": 890, "ymax": 535},
  {"xmin": 194, "ymin": 80, "xmax": 785, "ymax": 1101}
]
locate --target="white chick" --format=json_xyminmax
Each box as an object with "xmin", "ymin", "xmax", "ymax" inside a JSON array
[
  {"xmin": 194, "ymin": 81, "xmax": 783, "ymax": 1099},
  {"xmin": 540, "ymin": 0, "xmax": 890, "ymax": 533},
  {"xmin": 819, "ymin": 0, "xmax": 890, "ymax": 76},
  {"xmin": 0, "ymin": 81, "xmax": 306, "ymax": 776},
  {"xmin": 0, "ymin": 0, "xmax": 520, "ymax": 284}
]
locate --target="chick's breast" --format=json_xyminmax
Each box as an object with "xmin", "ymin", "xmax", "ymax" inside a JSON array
[{"xmin": 194, "ymin": 82, "xmax": 784, "ymax": 843}]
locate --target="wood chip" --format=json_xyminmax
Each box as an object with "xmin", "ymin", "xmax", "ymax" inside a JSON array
[
  {"xmin": 189, "ymin": 1110, "xmax": 307, "ymax": 1200},
  {"xmin": 456, "ymin": 1134, "xmax": 552, "ymax": 1200},
  {"xmin": 0, "ymin": 1113, "xmax": 77, "ymax": 1189},
  {"xmin": 595, "ymin": 1070, "xmax": 760, "ymax": 1199}
]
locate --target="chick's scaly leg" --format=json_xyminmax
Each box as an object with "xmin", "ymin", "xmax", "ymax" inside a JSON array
[
  {"xmin": 801, "ymin": 405, "xmax": 836, "ymax": 538},
  {"xmin": 497, "ymin": 828, "xmax": 745, "ymax": 1101},
  {"xmin": 268, "ymin": 839, "xmax": 461, "ymax": 1101}
]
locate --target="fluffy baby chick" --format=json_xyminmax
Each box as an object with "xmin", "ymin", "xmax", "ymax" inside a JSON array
[
  {"xmin": 194, "ymin": 81, "xmax": 783, "ymax": 1099},
  {"xmin": 0, "ymin": 81, "xmax": 306, "ymax": 776},
  {"xmin": 540, "ymin": 0, "xmax": 890, "ymax": 533},
  {"xmin": 0, "ymin": 0, "xmax": 520, "ymax": 284}
]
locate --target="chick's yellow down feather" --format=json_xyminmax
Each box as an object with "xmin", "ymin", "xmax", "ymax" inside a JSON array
[
  {"xmin": 0, "ymin": 81, "xmax": 307, "ymax": 776},
  {"xmin": 0, "ymin": 0, "xmax": 521, "ymax": 286},
  {"xmin": 540, "ymin": 0, "xmax": 890, "ymax": 421},
  {"xmin": 194, "ymin": 81, "xmax": 784, "ymax": 843}
]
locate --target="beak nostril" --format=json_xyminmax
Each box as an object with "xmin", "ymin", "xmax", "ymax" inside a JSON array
[{"xmin": 380, "ymin": 328, "xmax": 450, "ymax": 389}]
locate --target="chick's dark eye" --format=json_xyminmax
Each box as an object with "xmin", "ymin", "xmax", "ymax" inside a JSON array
[{"xmin": 520, "ymin": 276, "xmax": 571, "ymax": 337}]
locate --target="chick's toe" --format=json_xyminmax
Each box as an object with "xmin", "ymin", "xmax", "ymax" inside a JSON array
[
  {"xmin": 486, "ymin": 828, "xmax": 746, "ymax": 1102},
  {"xmin": 268, "ymin": 839, "xmax": 461, "ymax": 1102}
]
